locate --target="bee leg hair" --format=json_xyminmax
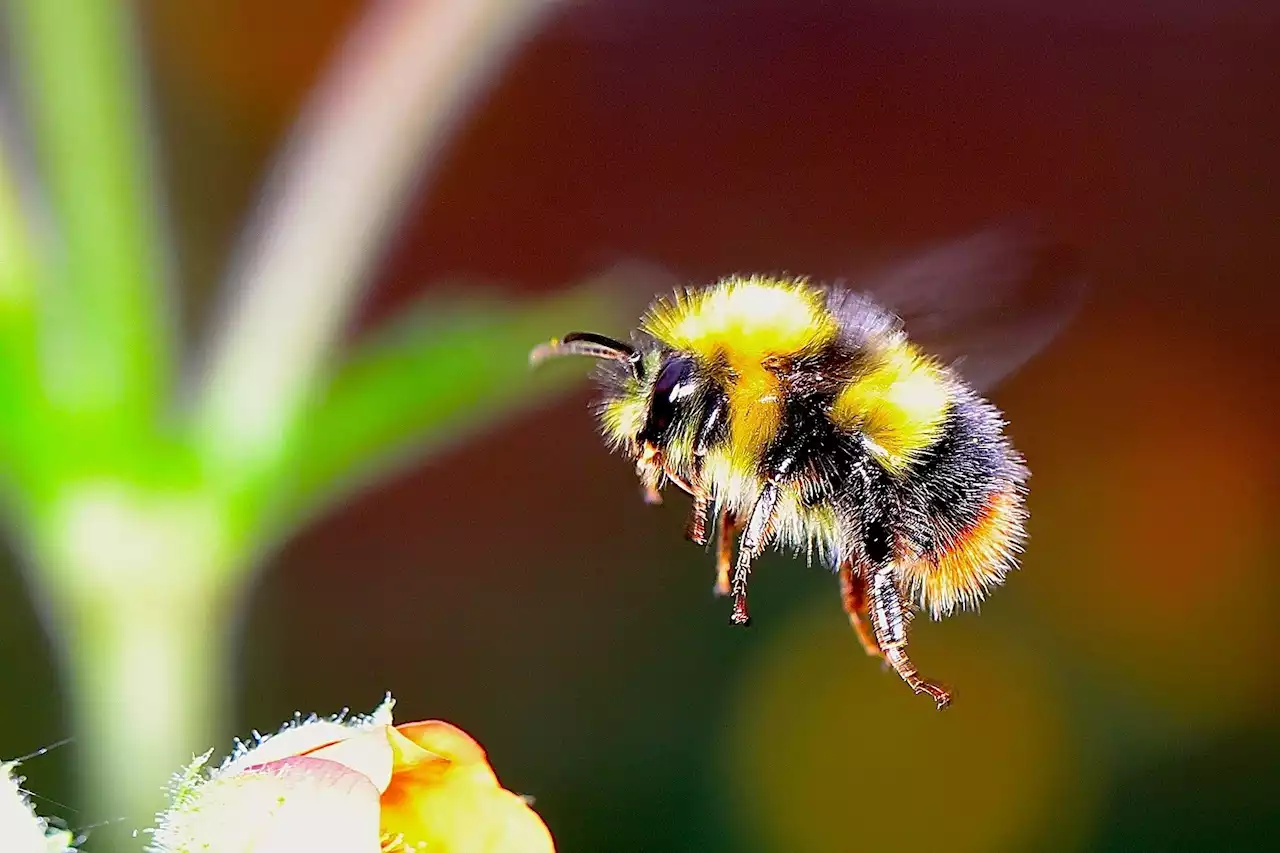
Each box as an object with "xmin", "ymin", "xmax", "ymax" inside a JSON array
[
  {"xmin": 868, "ymin": 563, "xmax": 952, "ymax": 709},
  {"xmin": 685, "ymin": 486, "xmax": 712, "ymax": 546},
  {"xmin": 713, "ymin": 508, "xmax": 740, "ymax": 597},
  {"xmin": 686, "ymin": 394, "xmax": 727, "ymax": 547},
  {"xmin": 730, "ymin": 482, "xmax": 780, "ymax": 627}
]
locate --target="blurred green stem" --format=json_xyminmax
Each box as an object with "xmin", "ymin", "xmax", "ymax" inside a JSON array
[
  {"xmin": 0, "ymin": 136, "xmax": 35, "ymax": 299},
  {"xmin": 194, "ymin": 0, "xmax": 560, "ymax": 489},
  {"xmin": 6, "ymin": 0, "xmax": 170, "ymax": 423},
  {"xmin": 0, "ymin": 0, "xmax": 618, "ymax": 848},
  {"xmin": 0, "ymin": 139, "xmax": 45, "ymax": 490},
  {"xmin": 34, "ymin": 481, "xmax": 235, "ymax": 832},
  {"xmin": 54, "ymin": 577, "xmax": 232, "ymax": 831}
]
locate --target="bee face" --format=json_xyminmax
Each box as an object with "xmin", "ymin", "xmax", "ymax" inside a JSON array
[
  {"xmin": 530, "ymin": 226, "xmax": 1084, "ymax": 710},
  {"xmin": 600, "ymin": 349, "xmax": 713, "ymax": 503},
  {"xmin": 636, "ymin": 354, "xmax": 701, "ymax": 448}
]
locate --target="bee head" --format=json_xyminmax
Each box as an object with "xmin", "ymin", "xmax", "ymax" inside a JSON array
[{"xmin": 530, "ymin": 332, "xmax": 706, "ymax": 473}]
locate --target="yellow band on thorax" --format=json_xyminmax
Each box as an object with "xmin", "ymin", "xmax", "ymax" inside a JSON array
[
  {"xmin": 830, "ymin": 338, "xmax": 950, "ymax": 474},
  {"xmin": 643, "ymin": 277, "xmax": 838, "ymax": 465}
]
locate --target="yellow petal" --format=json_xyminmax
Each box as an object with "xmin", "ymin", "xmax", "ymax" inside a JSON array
[
  {"xmin": 381, "ymin": 777, "xmax": 554, "ymax": 853},
  {"xmin": 378, "ymin": 722, "xmax": 555, "ymax": 852},
  {"xmin": 475, "ymin": 790, "xmax": 557, "ymax": 853},
  {"xmin": 394, "ymin": 721, "xmax": 487, "ymax": 766},
  {"xmin": 392, "ymin": 720, "xmax": 497, "ymax": 787},
  {"xmin": 385, "ymin": 726, "xmax": 450, "ymax": 780}
]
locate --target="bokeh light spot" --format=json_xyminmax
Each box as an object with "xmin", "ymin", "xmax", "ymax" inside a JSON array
[
  {"xmin": 720, "ymin": 599, "xmax": 1093, "ymax": 853},
  {"xmin": 1021, "ymin": 315, "xmax": 1279, "ymax": 732}
]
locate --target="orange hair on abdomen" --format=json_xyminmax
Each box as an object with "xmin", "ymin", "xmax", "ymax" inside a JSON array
[{"xmin": 900, "ymin": 486, "xmax": 1027, "ymax": 619}]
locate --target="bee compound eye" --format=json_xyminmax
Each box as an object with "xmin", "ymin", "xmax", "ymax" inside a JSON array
[{"xmin": 646, "ymin": 356, "xmax": 698, "ymax": 437}]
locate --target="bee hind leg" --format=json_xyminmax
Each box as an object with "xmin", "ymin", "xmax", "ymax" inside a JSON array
[
  {"xmin": 837, "ymin": 560, "xmax": 883, "ymax": 659},
  {"xmin": 868, "ymin": 563, "xmax": 952, "ymax": 710}
]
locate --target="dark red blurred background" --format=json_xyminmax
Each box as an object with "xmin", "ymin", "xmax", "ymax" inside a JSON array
[{"xmin": 3, "ymin": 2, "xmax": 1278, "ymax": 851}]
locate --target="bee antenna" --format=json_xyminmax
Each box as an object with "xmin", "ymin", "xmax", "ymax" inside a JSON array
[{"xmin": 530, "ymin": 332, "xmax": 642, "ymax": 376}]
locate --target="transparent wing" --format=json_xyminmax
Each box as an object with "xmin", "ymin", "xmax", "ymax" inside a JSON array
[{"xmin": 854, "ymin": 224, "xmax": 1087, "ymax": 393}]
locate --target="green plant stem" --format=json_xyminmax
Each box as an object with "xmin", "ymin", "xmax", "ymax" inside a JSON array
[
  {"xmin": 5, "ymin": 0, "xmax": 170, "ymax": 423},
  {"xmin": 0, "ymin": 139, "xmax": 35, "ymax": 302},
  {"xmin": 57, "ymin": 583, "xmax": 232, "ymax": 844},
  {"xmin": 0, "ymin": 140, "xmax": 46, "ymax": 494},
  {"xmin": 35, "ymin": 483, "xmax": 235, "ymax": 848}
]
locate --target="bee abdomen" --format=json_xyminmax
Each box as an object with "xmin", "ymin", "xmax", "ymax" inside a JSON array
[{"xmin": 898, "ymin": 386, "xmax": 1029, "ymax": 618}]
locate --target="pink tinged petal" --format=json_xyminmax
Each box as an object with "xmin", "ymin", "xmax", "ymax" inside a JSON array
[
  {"xmin": 218, "ymin": 721, "xmax": 355, "ymax": 777},
  {"xmin": 156, "ymin": 756, "xmax": 381, "ymax": 853},
  {"xmin": 303, "ymin": 727, "xmax": 396, "ymax": 793}
]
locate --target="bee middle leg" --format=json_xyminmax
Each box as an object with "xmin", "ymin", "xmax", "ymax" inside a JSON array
[
  {"xmin": 659, "ymin": 466, "xmax": 718, "ymax": 554},
  {"xmin": 837, "ymin": 560, "xmax": 883, "ymax": 659},
  {"xmin": 868, "ymin": 563, "xmax": 952, "ymax": 710},
  {"xmin": 730, "ymin": 482, "xmax": 780, "ymax": 627},
  {"xmin": 713, "ymin": 507, "xmax": 741, "ymax": 597}
]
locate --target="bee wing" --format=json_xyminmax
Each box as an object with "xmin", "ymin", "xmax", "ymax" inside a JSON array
[{"xmin": 857, "ymin": 225, "xmax": 1087, "ymax": 393}]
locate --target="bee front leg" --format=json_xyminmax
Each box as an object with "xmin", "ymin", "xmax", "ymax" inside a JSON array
[
  {"xmin": 730, "ymin": 482, "xmax": 780, "ymax": 627},
  {"xmin": 684, "ymin": 485, "xmax": 712, "ymax": 546},
  {"xmin": 686, "ymin": 393, "xmax": 727, "ymax": 547},
  {"xmin": 868, "ymin": 563, "xmax": 952, "ymax": 709},
  {"xmin": 837, "ymin": 560, "xmax": 883, "ymax": 659},
  {"xmin": 637, "ymin": 444, "xmax": 665, "ymax": 505}
]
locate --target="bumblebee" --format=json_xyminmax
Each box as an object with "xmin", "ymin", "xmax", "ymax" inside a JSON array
[{"xmin": 531, "ymin": 229, "xmax": 1081, "ymax": 708}]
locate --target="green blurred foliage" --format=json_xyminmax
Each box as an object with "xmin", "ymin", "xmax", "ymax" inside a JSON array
[{"xmin": 2, "ymin": 0, "xmax": 620, "ymax": 846}]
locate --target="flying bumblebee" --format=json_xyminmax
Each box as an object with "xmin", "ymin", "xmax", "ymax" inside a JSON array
[{"xmin": 530, "ymin": 228, "xmax": 1083, "ymax": 709}]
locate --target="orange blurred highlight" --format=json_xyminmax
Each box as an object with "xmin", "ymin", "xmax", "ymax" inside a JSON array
[
  {"xmin": 723, "ymin": 600, "xmax": 1092, "ymax": 853},
  {"xmin": 1022, "ymin": 312, "xmax": 1280, "ymax": 730},
  {"xmin": 146, "ymin": 0, "xmax": 359, "ymax": 123}
]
